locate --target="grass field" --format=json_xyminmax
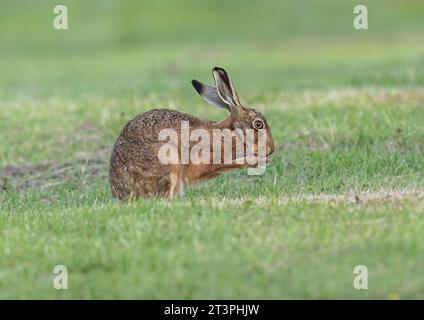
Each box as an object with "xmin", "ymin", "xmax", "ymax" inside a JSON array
[{"xmin": 0, "ymin": 0, "xmax": 424, "ymax": 299}]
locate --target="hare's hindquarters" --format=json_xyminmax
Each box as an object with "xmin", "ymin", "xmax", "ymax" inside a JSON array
[
  {"xmin": 109, "ymin": 109, "xmax": 196, "ymax": 200},
  {"xmin": 109, "ymin": 138, "xmax": 182, "ymax": 200}
]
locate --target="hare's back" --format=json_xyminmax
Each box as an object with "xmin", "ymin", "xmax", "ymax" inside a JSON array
[
  {"xmin": 121, "ymin": 108, "xmax": 206, "ymax": 140},
  {"xmin": 111, "ymin": 108, "xmax": 203, "ymax": 166}
]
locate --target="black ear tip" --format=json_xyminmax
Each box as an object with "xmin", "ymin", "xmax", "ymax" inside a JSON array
[
  {"xmin": 191, "ymin": 79, "xmax": 202, "ymax": 93},
  {"xmin": 212, "ymin": 67, "xmax": 229, "ymax": 79}
]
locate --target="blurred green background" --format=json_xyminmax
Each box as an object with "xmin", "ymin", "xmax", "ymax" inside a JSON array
[
  {"xmin": 1, "ymin": 0, "xmax": 424, "ymax": 165},
  {"xmin": 1, "ymin": 0, "xmax": 423, "ymax": 100}
]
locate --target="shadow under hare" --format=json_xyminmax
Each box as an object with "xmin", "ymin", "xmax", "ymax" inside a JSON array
[{"xmin": 109, "ymin": 67, "xmax": 275, "ymax": 200}]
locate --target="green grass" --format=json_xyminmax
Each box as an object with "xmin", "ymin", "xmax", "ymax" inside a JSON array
[
  {"xmin": 2, "ymin": 197, "xmax": 424, "ymax": 299},
  {"xmin": 0, "ymin": 0, "xmax": 424, "ymax": 299}
]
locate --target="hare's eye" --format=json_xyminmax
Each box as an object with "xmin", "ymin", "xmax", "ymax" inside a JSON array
[{"xmin": 253, "ymin": 119, "xmax": 265, "ymax": 130}]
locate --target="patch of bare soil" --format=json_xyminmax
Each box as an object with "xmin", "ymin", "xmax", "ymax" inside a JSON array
[
  {"xmin": 277, "ymin": 189, "xmax": 424, "ymax": 204},
  {"xmin": 0, "ymin": 147, "xmax": 110, "ymax": 191},
  {"xmin": 200, "ymin": 189, "xmax": 424, "ymax": 207}
]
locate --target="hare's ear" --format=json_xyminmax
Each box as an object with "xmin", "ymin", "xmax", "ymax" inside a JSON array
[
  {"xmin": 191, "ymin": 79, "xmax": 232, "ymax": 112},
  {"xmin": 212, "ymin": 67, "xmax": 242, "ymax": 109}
]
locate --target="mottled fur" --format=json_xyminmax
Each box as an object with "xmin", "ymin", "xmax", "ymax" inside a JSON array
[{"xmin": 109, "ymin": 67, "xmax": 274, "ymax": 200}]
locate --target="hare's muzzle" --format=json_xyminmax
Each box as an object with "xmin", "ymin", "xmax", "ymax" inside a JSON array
[{"xmin": 266, "ymin": 139, "xmax": 275, "ymax": 156}]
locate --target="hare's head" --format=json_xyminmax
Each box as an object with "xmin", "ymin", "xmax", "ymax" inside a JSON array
[{"xmin": 192, "ymin": 67, "xmax": 275, "ymax": 156}]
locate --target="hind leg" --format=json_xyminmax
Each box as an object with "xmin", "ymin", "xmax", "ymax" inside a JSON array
[
  {"xmin": 173, "ymin": 174, "xmax": 185, "ymax": 198},
  {"xmin": 164, "ymin": 170, "xmax": 184, "ymax": 199},
  {"xmin": 111, "ymin": 164, "xmax": 185, "ymax": 200},
  {"xmin": 111, "ymin": 165, "xmax": 166, "ymax": 199}
]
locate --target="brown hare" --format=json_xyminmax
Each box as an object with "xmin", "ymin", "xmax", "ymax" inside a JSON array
[{"xmin": 109, "ymin": 67, "xmax": 274, "ymax": 200}]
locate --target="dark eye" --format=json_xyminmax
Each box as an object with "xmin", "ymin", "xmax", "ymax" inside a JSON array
[{"xmin": 253, "ymin": 119, "xmax": 265, "ymax": 130}]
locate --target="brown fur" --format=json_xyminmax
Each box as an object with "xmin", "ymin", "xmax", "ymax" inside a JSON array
[{"xmin": 109, "ymin": 68, "xmax": 275, "ymax": 200}]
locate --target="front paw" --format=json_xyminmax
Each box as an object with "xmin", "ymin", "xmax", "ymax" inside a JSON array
[
  {"xmin": 244, "ymin": 155, "xmax": 269, "ymax": 168},
  {"xmin": 266, "ymin": 155, "xmax": 272, "ymax": 164}
]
